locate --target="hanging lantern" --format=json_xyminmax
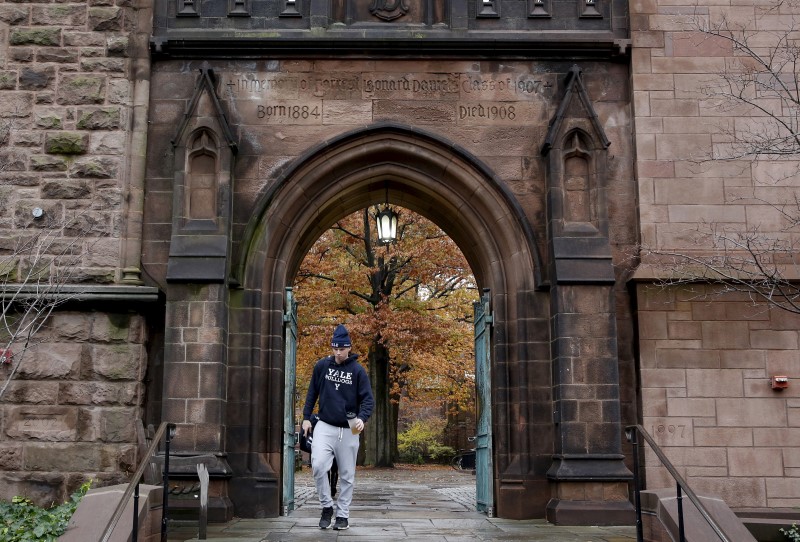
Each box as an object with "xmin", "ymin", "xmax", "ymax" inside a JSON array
[
  {"xmin": 375, "ymin": 205, "xmax": 398, "ymax": 245},
  {"xmin": 375, "ymin": 182, "xmax": 399, "ymax": 245}
]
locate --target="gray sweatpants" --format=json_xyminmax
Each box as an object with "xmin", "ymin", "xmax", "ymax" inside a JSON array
[{"xmin": 310, "ymin": 420, "xmax": 359, "ymax": 518}]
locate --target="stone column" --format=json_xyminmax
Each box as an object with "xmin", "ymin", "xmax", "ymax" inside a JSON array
[
  {"xmin": 545, "ymin": 238, "xmax": 633, "ymax": 524},
  {"xmin": 162, "ymin": 283, "xmax": 233, "ymax": 520},
  {"xmin": 119, "ymin": 0, "xmax": 153, "ymax": 285},
  {"xmin": 540, "ymin": 66, "xmax": 634, "ymax": 524},
  {"xmin": 163, "ymin": 283, "xmax": 228, "ymax": 448}
]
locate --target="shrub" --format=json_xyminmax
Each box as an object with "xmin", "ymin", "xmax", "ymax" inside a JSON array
[
  {"xmin": 398, "ymin": 419, "xmax": 455, "ymax": 464},
  {"xmin": 0, "ymin": 480, "xmax": 91, "ymax": 541},
  {"xmin": 782, "ymin": 522, "xmax": 800, "ymax": 542}
]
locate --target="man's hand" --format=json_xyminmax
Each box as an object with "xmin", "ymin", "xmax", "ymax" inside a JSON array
[
  {"xmin": 354, "ymin": 418, "xmax": 364, "ymax": 432},
  {"xmin": 302, "ymin": 419, "xmax": 312, "ymax": 435}
]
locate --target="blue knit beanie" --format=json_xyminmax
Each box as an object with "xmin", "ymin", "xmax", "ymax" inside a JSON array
[{"xmin": 331, "ymin": 324, "xmax": 351, "ymax": 348}]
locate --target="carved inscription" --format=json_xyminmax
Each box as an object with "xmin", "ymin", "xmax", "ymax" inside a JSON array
[
  {"xmin": 301, "ymin": 76, "xmax": 361, "ymax": 95},
  {"xmin": 363, "ymin": 74, "xmax": 460, "ymax": 99},
  {"xmin": 226, "ymin": 76, "xmax": 301, "ymax": 99},
  {"xmin": 24, "ymin": 416, "xmax": 60, "ymax": 428},
  {"xmin": 459, "ymin": 104, "xmax": 516, "ymax": 121},
  {"xmin": 224, "ymin": 71, "xmax": 555, "ymax": 126},
  {"xmin": 258, "ymin": 103, "xmax": 321, "ymax": 120},
  {"xmin": 6, "ymin": 407, "xmax": 77, "ymax": 441},
  {"xmin": 643, "ymin": 417, "xmax": 694, "ymax": 447},
  {"xmin": 238, "ymin": 100, "xmax": 324, "ymax": 125},
  {"xmin": 461, "ymin": 75, "xmax": 552, "ymax": 99}
]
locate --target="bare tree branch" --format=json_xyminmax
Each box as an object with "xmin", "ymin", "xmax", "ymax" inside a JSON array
[
  {"xmin": 689, "ymin": 3, "xmax": 800, "ymax": 173},
  {"xmin": 643, "ymin": 1, "xmax": 800, "ymax": 312},
  {"xmin": 641, "ymin": 221, "xmax": 800, "ymax": 314},
  {"xmin": 0, "ymin": 212, "xmax": 100, "ymax": 401}
]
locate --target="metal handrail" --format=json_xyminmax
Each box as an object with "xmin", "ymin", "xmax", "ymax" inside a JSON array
[
  {"xmin": 625, "ymin": 424, "xmax": 730, "ymax": 542},
  {"xmin": 100, "ymin": 422, "xmax": 176, "ymax": 542}
]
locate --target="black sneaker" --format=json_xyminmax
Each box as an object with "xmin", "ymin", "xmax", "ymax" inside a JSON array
[
  {"xmin": 319, "ymin": 506, "xmax": 333, "ymax": 529},
  {"xmin": 333, "ymin": 517, "xmax": 349, "ymax": 530}
]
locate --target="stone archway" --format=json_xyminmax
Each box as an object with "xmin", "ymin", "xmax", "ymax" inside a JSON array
[{"xmin": 227, "ymin": 123, "xmax": 553, "ymax": 519}]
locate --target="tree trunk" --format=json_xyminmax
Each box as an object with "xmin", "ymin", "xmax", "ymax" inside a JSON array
[{"xmin": 363, "ymin": 340, "xmax": 399, "ymax": 467}]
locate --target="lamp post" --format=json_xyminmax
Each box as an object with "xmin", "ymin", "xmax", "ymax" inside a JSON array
[{"xmin": 375, "ymin": 185, "xmax": 398, "ymax": 245}]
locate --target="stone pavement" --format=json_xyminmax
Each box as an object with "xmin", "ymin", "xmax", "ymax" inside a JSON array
[{"xmin": 168, "ymin": 465, "xmax": 636, "ymax": 541}]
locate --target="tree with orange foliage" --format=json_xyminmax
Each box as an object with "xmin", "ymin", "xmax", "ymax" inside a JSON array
[{"xmin": 294, "ymin": 207, "xmax": 477, "ymax": 467}]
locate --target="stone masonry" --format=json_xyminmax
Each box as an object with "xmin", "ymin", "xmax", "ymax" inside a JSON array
[
  {"xmin": 141, "ymin": 57, "xmax": 639, "ymax": 521},
  {"xmin": 0, "ymin": 0, "xmax": 154, "ymax": 507},
  {"xmin": 631, "ymin": 0, "xmax": 800, "ymax": 510},
  {"xmin": 0, "ymin": 312, "xmax": 148, "ymax": 504},
  {"xmin": 636, "ymin": 285, "xmax": 800, "ymax": 509}
]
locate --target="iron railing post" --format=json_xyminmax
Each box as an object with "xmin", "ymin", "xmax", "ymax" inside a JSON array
[
  {"xmin": 161, "ymin": 423, "xmax": 176, "ymax": 542},
  {"xmin": 627, "ymin": 427, "xmax": 643, "ymax": 542},
  {"xmin": 100, "ymin": 422, "xmax": 175, "ymax": 542},
  {"xmin": 677, "ymin": 484, "xmax": 685, "ymax": 542},
  {"xmin": 625, "ymin": 424, "xmax": 730, "ymax": 542},
  {"xmin": 133, "ymin": 482, "xmax": 140, "ymax": 542}
]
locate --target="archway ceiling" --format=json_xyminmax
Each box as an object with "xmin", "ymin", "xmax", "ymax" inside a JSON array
[{"xmin": 292, "ymin": 171, "xmax": 488, "ymax": 283}]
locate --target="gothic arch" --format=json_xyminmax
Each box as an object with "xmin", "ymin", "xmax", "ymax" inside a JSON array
[
  {"xmin": 236, "ymin": 123, "xmax": 542, "ymax": 290},
  {"xmin": 227, "ymin": 123, "xmax": 553, "ymax": 519}
]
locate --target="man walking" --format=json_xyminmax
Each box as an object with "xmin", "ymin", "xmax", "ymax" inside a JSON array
[{"xmin": 302, "ymin": 324, "xmax": 374, "ymax": 530}]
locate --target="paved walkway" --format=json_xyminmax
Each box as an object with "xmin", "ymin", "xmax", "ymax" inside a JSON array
[{"xmin": 168, "ymin": 465, "xmax": 636, "ymax": 541}]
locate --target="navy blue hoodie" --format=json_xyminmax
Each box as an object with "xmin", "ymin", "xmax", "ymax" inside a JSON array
[{"xmin": 303, "ymin": 354, "xmax": 374, "ymax": 427}]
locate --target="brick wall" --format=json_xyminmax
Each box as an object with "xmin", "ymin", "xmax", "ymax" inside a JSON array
[
  {"xmin": 631, "ymin": 0, "xmax": 800, "ymax": 509},
  {"xmin": 637, "ymin": 284, "xmax": 800, "ymax": 508}
]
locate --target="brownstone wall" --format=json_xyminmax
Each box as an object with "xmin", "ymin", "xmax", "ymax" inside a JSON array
[
  {"xmin": 0, "ymin": 311, "xmax": 148, "ymax": 505},
  {"xmin": 0, "ymin": 0, "xmax": 150, "ymax": 280},
  {"xmin": 142, "ymin": 56, "xmax": 639, "ymax": 519},
  {"xmin": 0, "ymin": 0, "xmax": 152, "ymax": 506},
  {"xmin": 631, "ymin": 0, "xmax": 800, "ymax": 511},
  {"xmin": 144, "ymin": 59, "xmax": 637, "ymax": 287}
]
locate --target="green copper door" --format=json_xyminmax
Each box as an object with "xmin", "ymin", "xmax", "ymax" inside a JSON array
[
  {"xmin": 474, "ymin": 290, "xmax": 494, "ymax": 517},
  {"xmin": 282, "ymin": 287, "xmax": 298, "ymax": 515}
]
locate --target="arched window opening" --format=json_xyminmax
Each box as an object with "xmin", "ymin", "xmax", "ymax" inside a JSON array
[
  {"xmin": 562, "ymin": 130, "xmax": 595, "ymax": 227},
  {"xmin": 187, "ymin": 131, "xmax": 218, "ymax": 222}
]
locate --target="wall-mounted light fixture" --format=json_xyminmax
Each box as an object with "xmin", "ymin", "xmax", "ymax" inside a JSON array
[{"xmin": 375, "ymin": 183, "xmax": 398, "ymax": 245}]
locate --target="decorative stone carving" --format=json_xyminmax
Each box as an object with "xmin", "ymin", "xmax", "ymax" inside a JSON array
[
  {"xmin": 166, "ymin": 68, "xmax": 236, "ymax": 283},
  {"xmin": 177, "ymin": 0, "xmax": 198, "ymax": 16},
  {"xmin": 529, "ymin": 0, "xmax": 549, "ymax": 17},
  {"xmin": 369, "ymin": 0, "xmax": 409, "ymax": 21}
]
